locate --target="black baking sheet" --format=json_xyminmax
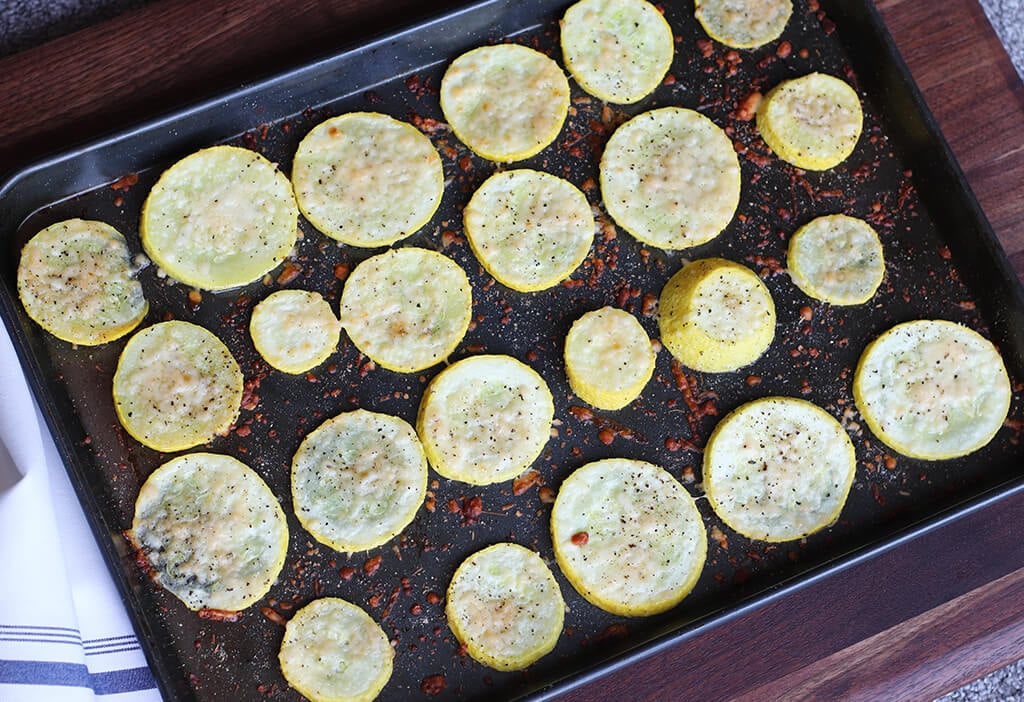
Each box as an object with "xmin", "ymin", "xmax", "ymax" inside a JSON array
[{"xmin": 2, "ymin": 0, "xmax": 1024, "ymax": 700}]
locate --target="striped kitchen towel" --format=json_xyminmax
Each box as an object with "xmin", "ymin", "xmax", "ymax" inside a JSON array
[{"xmin": 0, "ymin": 328, "xmax": 161, "ymax": 701}]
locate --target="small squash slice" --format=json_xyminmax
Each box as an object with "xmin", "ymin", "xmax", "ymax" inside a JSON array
[
  {"xmin": 757, "ymin": 73, "xmax": 863, "ymax": 171},
  {"xmin": 417, "ymin": 355, "xmax": 553, "ymax": 485},
  {"xmin": 446, "ymin": 543, "xmax": 564, "ymax": 670},
  {"xmin": 141, "ymin": 145, "xmax": 298, "ymax": 290},
  {"xmin": 787, "ymin": 214, "xmax": 885, "ymax": 305},
  {"xmin": 113, "ymin": 321, "xmax": 243, "ymax": 452},
  {"xmin": 250, "ymin": 289, "xmax": 341, "ymax": 374},
  {"xmin": 600, "ymin": 107, "xmax": 741, "ymax": 250},
  {"xmin": 17, "ymin": 219, "xmax": 147, "ymax": 346},
  {"xmin": 560, "ymin": 0, "xmax": 674, "ymax": 104},
  {"xmin": 339, "ymin": 247, "xmax": 472, "ymax": 373},
  {"xmin": 279, "ymin": 598, "xmax": 394, "ymax": 702},
  {"xmin": 440, "ymin": 44, "xmax": 570, "ymax": 162},
  {"xmin": 694, "ymin": 0, "xmax": 793, "ymax": 49},
  {"xmin": 463, "ymin": 169, "xmax": 594, "ymax": 292},
  {"xmin": 291, "ymin": 112, "xmax": 444, "ymax": 247},
  {"xmin": 291, "ymin": 409, "xmax": 427, "ymax": 553},
  {"xmin": 564, "ymin": 306, "xmax": 656, "ymax": 410},
  {"xmin": 658, "ymin": 258, "xmax": 776, "ymax": 373}
]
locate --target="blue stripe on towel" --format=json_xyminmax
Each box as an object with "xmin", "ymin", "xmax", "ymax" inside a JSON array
[
  {"xmin": 0, "ymin": 659, "xmax": 156, "ymax": 694},
  {"xmin": 83, "ymin": 638, "xmax": 138, "ymax": 650},
  {"xmin": 0, "ymin": 625, "xmax": 80, "ymax": 634},
  {"xmin": 0, "ymin": 628, "xmax": 142, "ymax": 654},
  {"xmin": 84, "ymin": 645, "xmax": 142, "ymax": 657},
  {"xmin": 0, "ymin": 625, "xmax": 82, "ymax": 643}
]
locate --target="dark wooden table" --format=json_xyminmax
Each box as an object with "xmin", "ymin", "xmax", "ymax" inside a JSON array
[{"xmin": 2, "ymin": 1, "xmax": 1022, "ymax": 700}]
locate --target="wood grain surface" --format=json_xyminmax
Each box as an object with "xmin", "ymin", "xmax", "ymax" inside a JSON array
[
  {"xmin": 736, "ymin": 565, "xmax": 1024, "ymax": 702},
  {"xmin": 877, "ymin": 0, "xmax": 1024, "ymax": 273},
  {"xmin": 1, "ymin": 1, "xmax": 1022, "ymax": 700}
]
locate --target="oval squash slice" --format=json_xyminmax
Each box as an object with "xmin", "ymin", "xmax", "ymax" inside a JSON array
[
  {"xmin": 853, "ymin": 320, "xmax": 1011, "ymax": 460},
  {"xmin": 551, "ymin": 458, "xmax": 707, "ymax": 616},
  {"xmin": 446, "ymin": 543, "xmax": 564, "ymax": 670}
]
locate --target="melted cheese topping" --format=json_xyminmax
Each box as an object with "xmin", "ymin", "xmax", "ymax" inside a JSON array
[
  {"xmin": 112, "ymin": 321, "xmax": 243, "ymax": 452},
  {"xmin": 292, "ymin": 112, "xmax": 444, "ymax": 247},
  {"xmin": 600, "ymin": 107, "xmax": 741, "ymax": 249},
  {"xmin": 17, "ymin": 219, "xmax": 147, "ymax": 346},
  {"xmin": 757, "ymin": 73, "xmax": 863, "ymax": 170},
  {"xmin": 250, "ymin": 289, "xmax": 341, "ymax": 374},
  {"xmin": 131, "ymin": 453, "xmax": 288, "ymax": 612},
  {"xmin": 440, "ymin": 44, "xmax": 570, "ymax": 162},
  {"xmin": 463, "ymin": 169, "xmax": 595, "ymax": 292},
  {"xmin": 141, "ymin": 145, "xmax": 298, "ymax": 290},
  {"xmin": 704, "ymin": 397, "xmax": 856, "ymax": 542},
  {"xmin": 787, "ymin": 214, "xmax": 885, "ymax": 305},
  {"xmin": 853, "ymin": 320, "xmax": 1011, "ymax": 460},
  {"xmin": 291, "ymin": 409, "xmax": 427, "ymax": 552},
  {"xmin": 339, "ymin": 248, "xmax": 472, "ymax": 373},
  {"xmin": 694, "ymin": 0, "xmax": 792, "ymax": 49},
  {"xmin": 445, "ymin": 543, "xmax": 564, "ymax": 671},
  {"xmin": 279, "ymin": 598, "xmax": 393, "ymax": 702},
  {"xmin": 658, "ymin": 258, "xmax": 776, "ymax": 373},
  {"xmin": 564, "ymin": 306, "xmax": 656, "ymax": 410},
  {"xmin": 551, "ymin": 458, "xmax": 706, "ymax": 616},
  {"xmin": 417, "ymin": 355, "xmax": 553, "ymax": 485},
  {"xmin": 560, "ymin": 0, "xmax": 674, "ymax": 104}
]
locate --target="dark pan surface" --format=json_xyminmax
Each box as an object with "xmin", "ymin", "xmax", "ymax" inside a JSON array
[{"xmin": 2, "ymin": 0, "xmax": 1024, "ymax": 700}]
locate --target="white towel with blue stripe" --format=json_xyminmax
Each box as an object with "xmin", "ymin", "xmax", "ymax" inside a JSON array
[{"xmin": 0, "ymin": 328, "xmax": 161, "ymax": 701}]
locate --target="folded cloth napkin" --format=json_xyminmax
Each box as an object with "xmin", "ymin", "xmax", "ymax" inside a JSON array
[{"xmin": 0, "ymin": 327, "xmax": 161, "ymax": 701}]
